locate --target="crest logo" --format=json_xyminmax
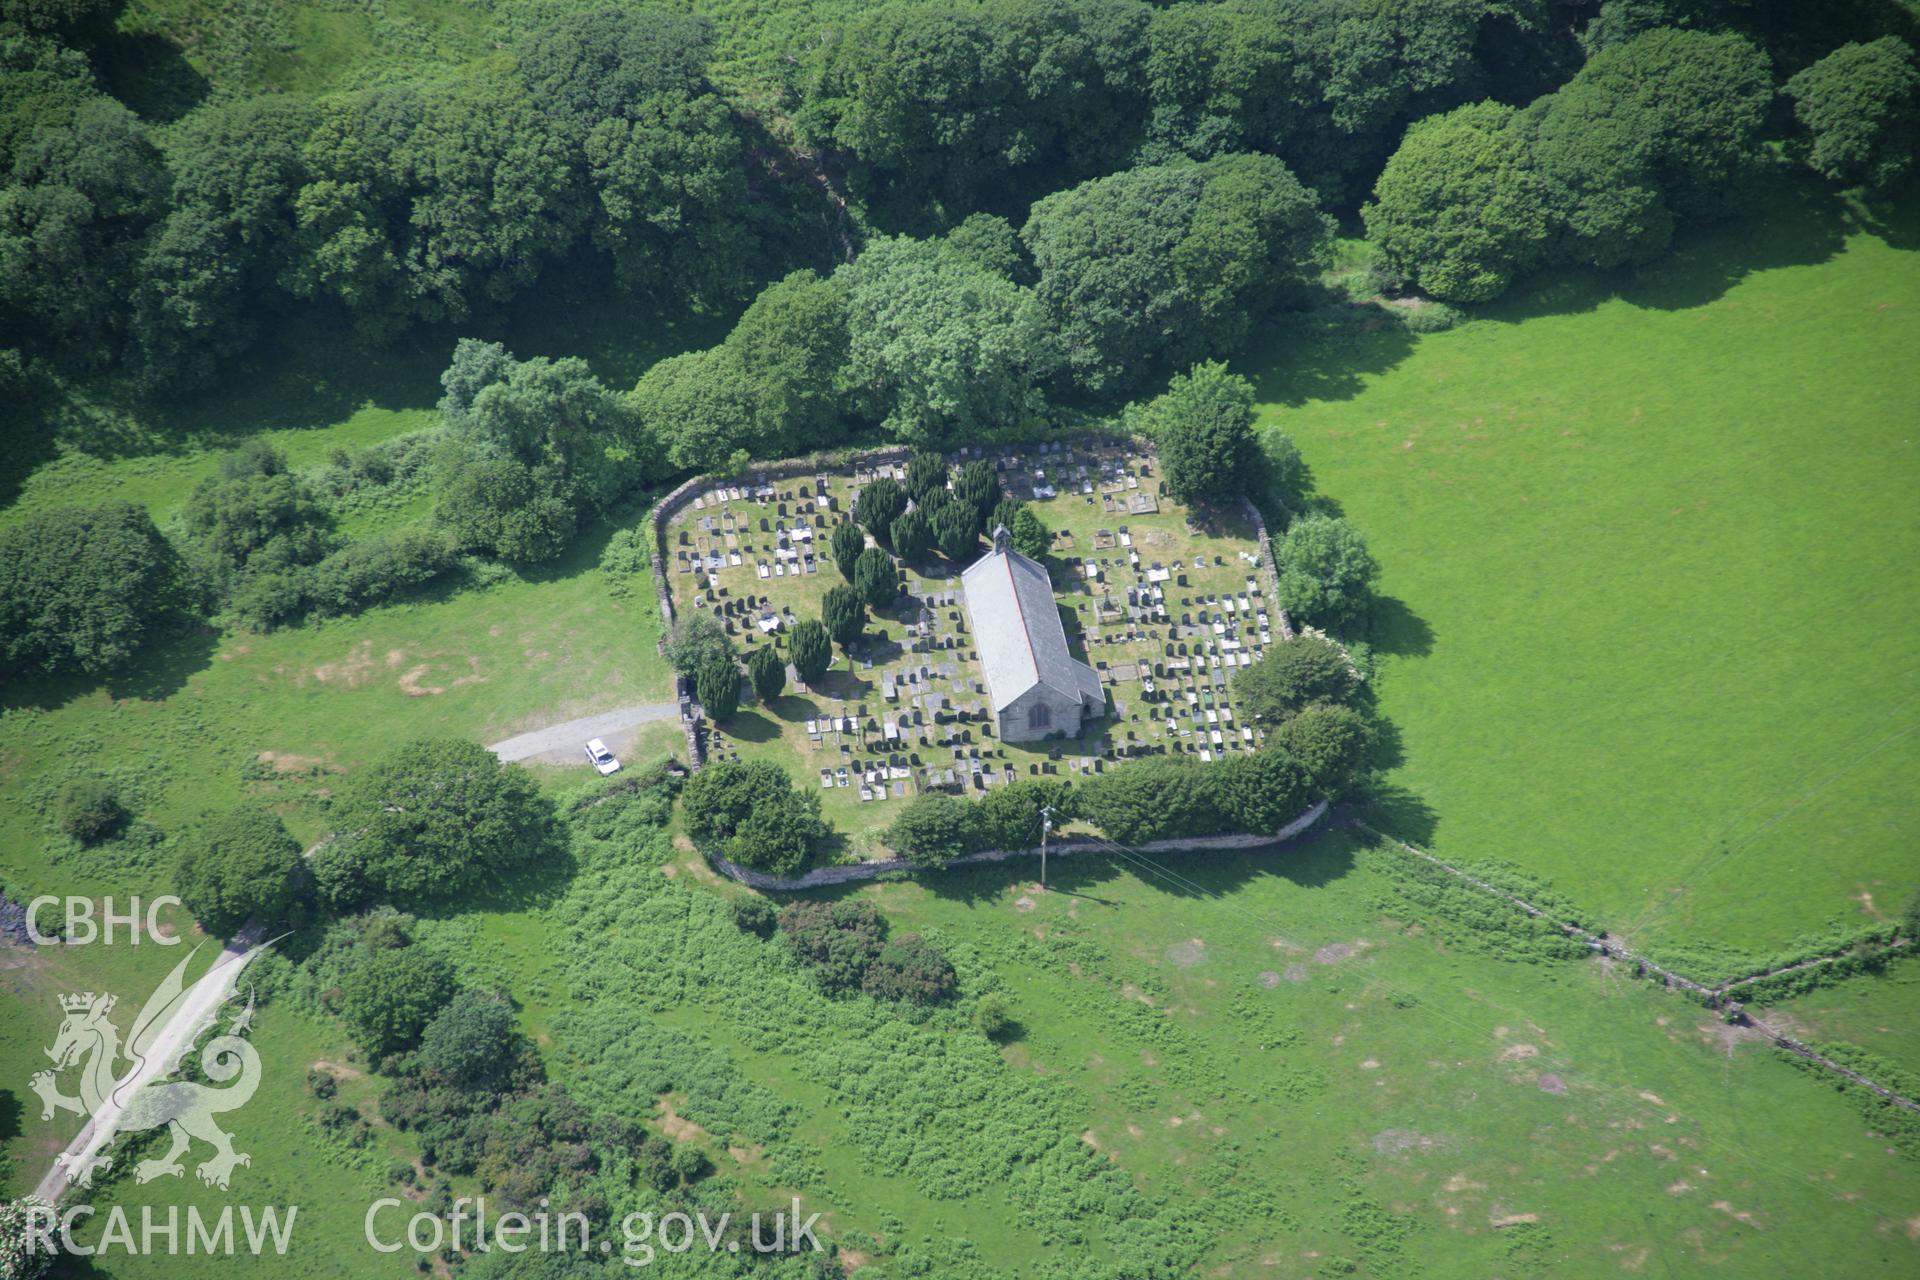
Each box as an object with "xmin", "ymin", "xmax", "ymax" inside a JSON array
[{"xmin": 31, "ymin": 942, "xmax": 272, "ymax": 1191}]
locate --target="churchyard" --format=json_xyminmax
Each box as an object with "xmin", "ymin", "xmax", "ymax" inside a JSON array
[{"xmin": 659, "ymin": 439, "xmax": 1281, "ymax": 842}]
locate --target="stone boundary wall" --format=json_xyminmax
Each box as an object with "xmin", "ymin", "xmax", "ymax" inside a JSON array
[
  {"xmin": 707, "ymin": 799, "xmax": 1329, "ymax": 891},
  {"xmin": 1239, "ymin": 495, "xmax": 1293, "ymax": 641},
  {"xmin": 673, "ymin": 672, "xmax": 703, "ymax": 770},
  {"xmin": 647, "ymin": 432, "xmax": 1179, "ymax": 656}
]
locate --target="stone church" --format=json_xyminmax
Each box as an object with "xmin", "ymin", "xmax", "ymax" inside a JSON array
[{"xmin": 961, "ymin": 525, "xmax": 1106, "ymax": 743}]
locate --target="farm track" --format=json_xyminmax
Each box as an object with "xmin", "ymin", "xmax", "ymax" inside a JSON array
[{"xmin": 34, "ymin": 927, "xmax": 265, "ymax": 1203}]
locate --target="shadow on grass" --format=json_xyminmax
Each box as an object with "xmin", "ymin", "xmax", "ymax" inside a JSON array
[
  {"xmin": 1364, "ymin": 715, "xmax": 1408, "ymax": 775},
  {"xmin": 984, "ymin": 1019, "xmax": 1028, "ymax": 1044},
  {"xmin": 761, "ymin": 692, "xmax": 823, "ymax": 722},
  {"xmin": 0, "ymin": 393, "xmax": 61, "ymax": 508},
  {"xmin": 1252, "ymin": 170, "xmax": 1896, "ymax": 414},
  {"xmin": 810, "ymin": 667, "xmax": 875, "ymax": 702},
  {"xmin": 1855, "ymin": 178, "xmax": 1920, "ymax": 251},
  {"xmin": 724, "ymin": 709, "xmax": 784, "ymax": 744},
  {"xmin": 1480, "ymin": 169, "xmax": 1860, "ymax": 327},
  {"xmin": 0, "ymin": 1088, "xmax": 21, "ymax": 1145},
  {"xmin": 26, "ymin": 265, "xmax": 736, "ymax": 476},
  {"xmin": 104, "ymin": 623, "xmax": 222, "ymax": 703},
  {"xmin": 1355, "ymin": 784, "xmax": 1439, "ymax": 849},
  {"xmin": 414, "ymin": 841, "xmax": 581, "ymax": 922},
  {"xmin": 98, "ymin": 29, "xmax": 210, "ymax": 122},
  {"xmin": 1253, "ymin": 298, "xmax": 1419, "ymax": 409},
  {"xmin": 901, "ymin": 820, "xmax": 1362, "ymax": 908},
  {"xmin": 0, "ymin": 619, "xmax": 221, "ymax": 714},
  {"xmin": 1362, "ymin": 594, "xmax": 1433, "ymax": 659}
]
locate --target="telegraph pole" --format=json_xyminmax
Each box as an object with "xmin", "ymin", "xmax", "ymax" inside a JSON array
[{"xmin": 1039, "ymin": 805, "xmax": 1055, "ymax": 891}]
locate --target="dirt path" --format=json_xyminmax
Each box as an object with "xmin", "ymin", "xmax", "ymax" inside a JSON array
[{"xmin": 488, "ymin": 703, "xmax": 681, "ymax": 763}]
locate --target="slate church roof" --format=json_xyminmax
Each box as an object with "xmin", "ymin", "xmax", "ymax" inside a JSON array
[{"xmin": 961, "ymin": 526, "xmax": 1105, "ymax": 714}]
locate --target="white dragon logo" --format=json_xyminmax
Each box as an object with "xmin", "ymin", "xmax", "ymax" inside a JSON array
[{"xmin": 29, "ymin": 943, "xmax": 269, "ymax": 1191}]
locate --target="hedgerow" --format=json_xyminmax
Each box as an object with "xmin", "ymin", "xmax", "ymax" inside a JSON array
[
  {"xmin": 1633, "ymin": 918, "xmax": 1909, "ymax": 993},
  {"xmin": 1716, "ymin": 926, "xmax": 1909, "ymax": 1004},
  {"xmin": 1356, "ymin": 841, "xmax": 1593, "ymax": 963},
  {"xmin": 1779, "ymin": 1040, "xmax": 1920, "ymax": 1162}
]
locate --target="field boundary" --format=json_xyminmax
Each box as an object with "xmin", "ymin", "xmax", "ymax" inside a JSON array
[
  {"xmin": 709, "ymin": 799, "xmax": 1330, "ymax": 890},
  {"xmin": 1350, "ymin": 816, "xmax": 1920, "ymax": 1115}
]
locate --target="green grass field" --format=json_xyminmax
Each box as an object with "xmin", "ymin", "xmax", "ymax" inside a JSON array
[
  {"xmin": 1252, "ymin": 188, "xmax": 1920, "ymax": 970},
  {"xmin": 0, "ymin": 521, "xmax": 671, "ymax": 901},
  {"xmin": 860, "ymin": 832, "xmax": 1920, "ymax": 1277}
]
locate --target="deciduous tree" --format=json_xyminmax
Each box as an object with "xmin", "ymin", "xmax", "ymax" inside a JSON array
[
  {"xmin": 978, "ymin": 779, "xmax": 1071, "ymax": 850},
  {"xmin": 0, "ymin": 98, "xmax": 165, "ymax": 362},
  {"xmin": 317, "ymin": 739, "xmax": 558, "ymax": 905},
  {"xmin": 683, "ymin": 759, "xmax": 826, "ymax": 877},
  {"xmin": 665, "ymin": 612, "xmax": 735, "ymax": 677},
  {"xmin": 777, "ymin": 899, "xmax": 886, "ymax": 995},
  {"xmin": 1364, "ymin": 101, "xmax": 1552, "ymax": 303},
  {"xmin": 175, "ymin": 804, "xmax": 303, "ymax": 938},
  {"xmin": 1233, "ymin": 632, "xmax": 1360, "ymax": 724},
  {"xmin": 862, "ymin": 933, "xmax": 957, "ymax": 1003},
  {"xmin": 419, "ymin": 992, "xmax": 519, "ymax": 1088},
  {"xmin": 435, "ymin": 457, "xmax": 575, "ymax": 564},
  {"xmin": 1139, "ymin": 360, "xmax": 1257, "ymax": 505},
  {"xmin": 887, "ymin": 792, "xmax": 989, "ymax": 867},
  {"xmin": 1535, "ymin": 29, "xmax": 1772, "ymax": 269},
  {"xmin": 56, "ymin": 777, "xmax": 125, "ymax": 844},
  {"xmin": 1274, "ymin": 515, "xmax": 1378, "ymax": 624},
  {"xmin": 1275, "ymin": 703, "xmax": 1374, "ymax": 795},
  {"xmin": 182, "ymin": 456, "xmax": 332, "ymax": 592},
  {"xmin": 1215, "ymin": 748, "xmax": 1312, "ymax": 833},
  {"xmin": 972, "ymin": 991, "xmax": 1012, "ymax": 1037},
  {"xmin": 338, "ymin": 944, "xmax": 455, "ymax": 1057},
  {"xmin": 1022, "ymin": 153, "xmax": 1330, "ymax": 392},
  {"xmin": 1787, "ymin": 37, "xmax": 1920, "ymax": 190},
  {"xmin": 0, "ymin": 502, "xmax": 179, "ymax": 678},
  {"xmin": 439, "ymin": 340, "xmax": 646, "ymax": 514},
  {"xmin": 841, "ymin": 235, "xmax": 1059, "ymax": 444}
]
